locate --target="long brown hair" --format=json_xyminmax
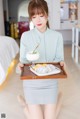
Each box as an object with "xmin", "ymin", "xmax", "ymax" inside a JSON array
[{"xmin": 28, "ymin": 0, "xmax": 49, "ymax": 28}]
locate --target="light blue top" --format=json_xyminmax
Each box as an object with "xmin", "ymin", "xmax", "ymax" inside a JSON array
[{"xmin": 20, "ymin": 27, "xmax": 64, "ymax": 63}]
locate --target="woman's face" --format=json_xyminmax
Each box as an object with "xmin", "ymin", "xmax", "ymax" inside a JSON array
[{"xmin": 31, "ymin": 13, "xmax": 48, "ymax": 31}]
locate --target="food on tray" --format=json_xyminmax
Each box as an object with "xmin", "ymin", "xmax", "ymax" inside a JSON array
[
  {"xmin": 32, "ymin": 63, "xmax": 47, "ymax": 70},
  {"xmin": 31, "ymin": 63, "xmax": 59, "ymax": 74}
]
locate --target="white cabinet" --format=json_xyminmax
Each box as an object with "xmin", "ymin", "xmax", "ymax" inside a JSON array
[
  {"xmin": 72, "ymin": 25, "xmax": 80, "ymax": 63},
  {"xmin": 61, "ymin": 20, "xmax": 78, "ymax": 29}
]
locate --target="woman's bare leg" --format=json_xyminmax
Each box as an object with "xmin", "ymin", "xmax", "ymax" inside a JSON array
[
  {"xmin": 17, "ymin": 95, "xmax": 44, "ymax": 119},
  {"xmin": 17, "ymin": 92, "xmax": 62, "ymax": 119},
  {"xmin": 17, "ymin": 95, "xmax": 30, "ymax": 118},
  {"xmin": 43, "ymin": 92, "xmax": 62, "ymax": 119},
  {"xmin": 27, "ymin": 104, "xmax": 43, "ymax": 119},
  {"xmin": 44, "ymin": 104, "xmax": 56, "ymax": 119},
  {"xmin": 56, "ymin": 92, "xmax": 63, "ymax": 118}
]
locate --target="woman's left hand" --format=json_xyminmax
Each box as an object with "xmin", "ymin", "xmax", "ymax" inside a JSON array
[
  {"xmin": 60, "ymin": 61, "xmax": 70, "ymax": 79},
  {"xmin": 60, "ymin": 61, "xmax": 64, "ymax": 67}
]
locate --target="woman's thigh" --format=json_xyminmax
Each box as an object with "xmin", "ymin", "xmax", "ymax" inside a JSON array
[
  {"xmin": 43, "ymin": 104, "xmax": 56, "ymax": 119},
  {"xmin": 28, "ymin": 104, "xmax": 44, "ymax": 119}
]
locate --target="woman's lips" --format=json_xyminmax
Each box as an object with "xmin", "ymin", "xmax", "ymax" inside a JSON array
[{"xmin": 37, "ymin": 24, "xmax": 42, "ymax": 26}]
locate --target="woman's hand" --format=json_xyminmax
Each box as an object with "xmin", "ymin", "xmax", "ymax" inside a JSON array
[
  {"xmin": 60, "ymin": 61, "xmax": 64, "ymax": 67},
  {"xmin": 17, "ymin": 62, "xmax": 24, "ymax": 70},
  {"xmin": 16, "ymin": 62, "xmax": 24, "ymax": 74},
  {"xmin": 60, "ymin": 61, "xmax": 70, "ymax": 79}
]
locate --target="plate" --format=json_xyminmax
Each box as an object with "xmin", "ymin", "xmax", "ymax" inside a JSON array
[{"xmin": 30, "ymin": 64, "xmax": 61, "ymax": 76}]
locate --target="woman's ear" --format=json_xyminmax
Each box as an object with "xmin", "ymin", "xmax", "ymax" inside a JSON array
[{"xmin": 45, "ymin": 15, "xmax": 48, "ymax": 21}]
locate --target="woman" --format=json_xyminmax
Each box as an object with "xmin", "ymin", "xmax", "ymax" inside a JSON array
[{"xmin": 18, "ymin": 0, "xmax": 64, "ymax": 119}]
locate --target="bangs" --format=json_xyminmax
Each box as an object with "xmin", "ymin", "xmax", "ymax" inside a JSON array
[{"xmin": 29, "ymin": 5, "xmax": 45, "ymax": 19}]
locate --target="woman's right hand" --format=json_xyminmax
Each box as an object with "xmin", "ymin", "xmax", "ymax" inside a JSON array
[
  {"xmin": 16, "ymin": 62, "xmax": 24, "ymax": 74},
  {"xmin": 17, "ymin": 62, "xmax": 24, "ymax": 70}
]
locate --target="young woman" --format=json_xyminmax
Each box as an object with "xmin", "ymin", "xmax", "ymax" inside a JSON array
[{"xmin": 18, "ymin": 0, "xmax": 64, "ymax": 119}]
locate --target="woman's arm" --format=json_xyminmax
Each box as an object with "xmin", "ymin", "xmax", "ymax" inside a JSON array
[
  {"xmin": 54, "ymin": 33, "xmax": 64, "ymax": 63},
  {"xmin": 19, "ymin": 33, "xmax": 29, "ymax": 64}
]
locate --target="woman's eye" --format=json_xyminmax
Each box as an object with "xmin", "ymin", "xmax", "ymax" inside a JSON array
[
  {"xmin": 32, "ymin": 16, "xmax": 36, "ymax": 18},
  {"xmin": 40, "ymin": 15, "xmax": 44, "ymax": 17}
]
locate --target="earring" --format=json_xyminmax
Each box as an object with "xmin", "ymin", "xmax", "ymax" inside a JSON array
[{"xmin": 29, "ymin": 21, "xmax": 34, "ymax": 30}]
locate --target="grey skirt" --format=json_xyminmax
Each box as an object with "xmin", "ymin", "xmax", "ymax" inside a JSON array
[{"xmin": 23, "ymin": 79, "xmax": 58, "ymax": 104}]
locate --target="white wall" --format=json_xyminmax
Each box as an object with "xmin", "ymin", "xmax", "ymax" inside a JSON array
[
  {"xmin": 0, "ymin": 0, "xmax": 5, "ymax": 35},
  {"xmin": 58, "ymin": 30, "xmax": 72, "ymax": 44},
  {"xmin": 3, "ymin": 0, "xmax": 9, "ymax": 21},
  {"xmin": 18, "ymin": 1, "xmax": 29, "ymax": 21}
]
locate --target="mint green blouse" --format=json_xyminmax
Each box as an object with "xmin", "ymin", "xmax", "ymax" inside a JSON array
[{"xmin": 20, "ymin": 27, "xmax": 64, "ymax": 64}]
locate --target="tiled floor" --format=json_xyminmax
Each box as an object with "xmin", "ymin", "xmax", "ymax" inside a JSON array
[{"xmin": 0, "ymin": 45, "xmax": 80, "ymax": 119}]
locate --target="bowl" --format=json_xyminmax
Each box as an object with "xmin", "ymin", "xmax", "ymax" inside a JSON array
[{"xmin": 26, "ymin": 51, "xmax": 40, "ymax": 62}]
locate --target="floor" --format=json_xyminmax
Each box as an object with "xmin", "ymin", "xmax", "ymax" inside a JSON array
[{"xmin": 0, "ymin": 45, "xmax": 80, "ymax": 119}]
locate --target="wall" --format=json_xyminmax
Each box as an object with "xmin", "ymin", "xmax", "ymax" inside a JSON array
[
  {"xmin": 8, "ymin": 0, "xmax": 29, "ymax": 22},
  {"xmin": 0, "ymin": 0, "xmax": 5, "ymax": 35},
  {"xmin": 18, "ymin": 0, "xmax": 29, "ymax": 21},
  {"xmin": 58, "ymin": 30, "xmax": 72, "ymax": 44},
  {"xmin": 3, "ymin": 0, "xmax": 9, "ymax": 21}
]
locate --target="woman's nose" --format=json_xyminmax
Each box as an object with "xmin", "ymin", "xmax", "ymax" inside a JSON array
[{"xmin": 36, "ymin": 16, "xmax": 41, "ymax": 22}]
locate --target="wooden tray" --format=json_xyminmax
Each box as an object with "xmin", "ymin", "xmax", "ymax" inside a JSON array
[{"xmin": 20, "ymin": 62, "xmax": 67, "ymax": 80}]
